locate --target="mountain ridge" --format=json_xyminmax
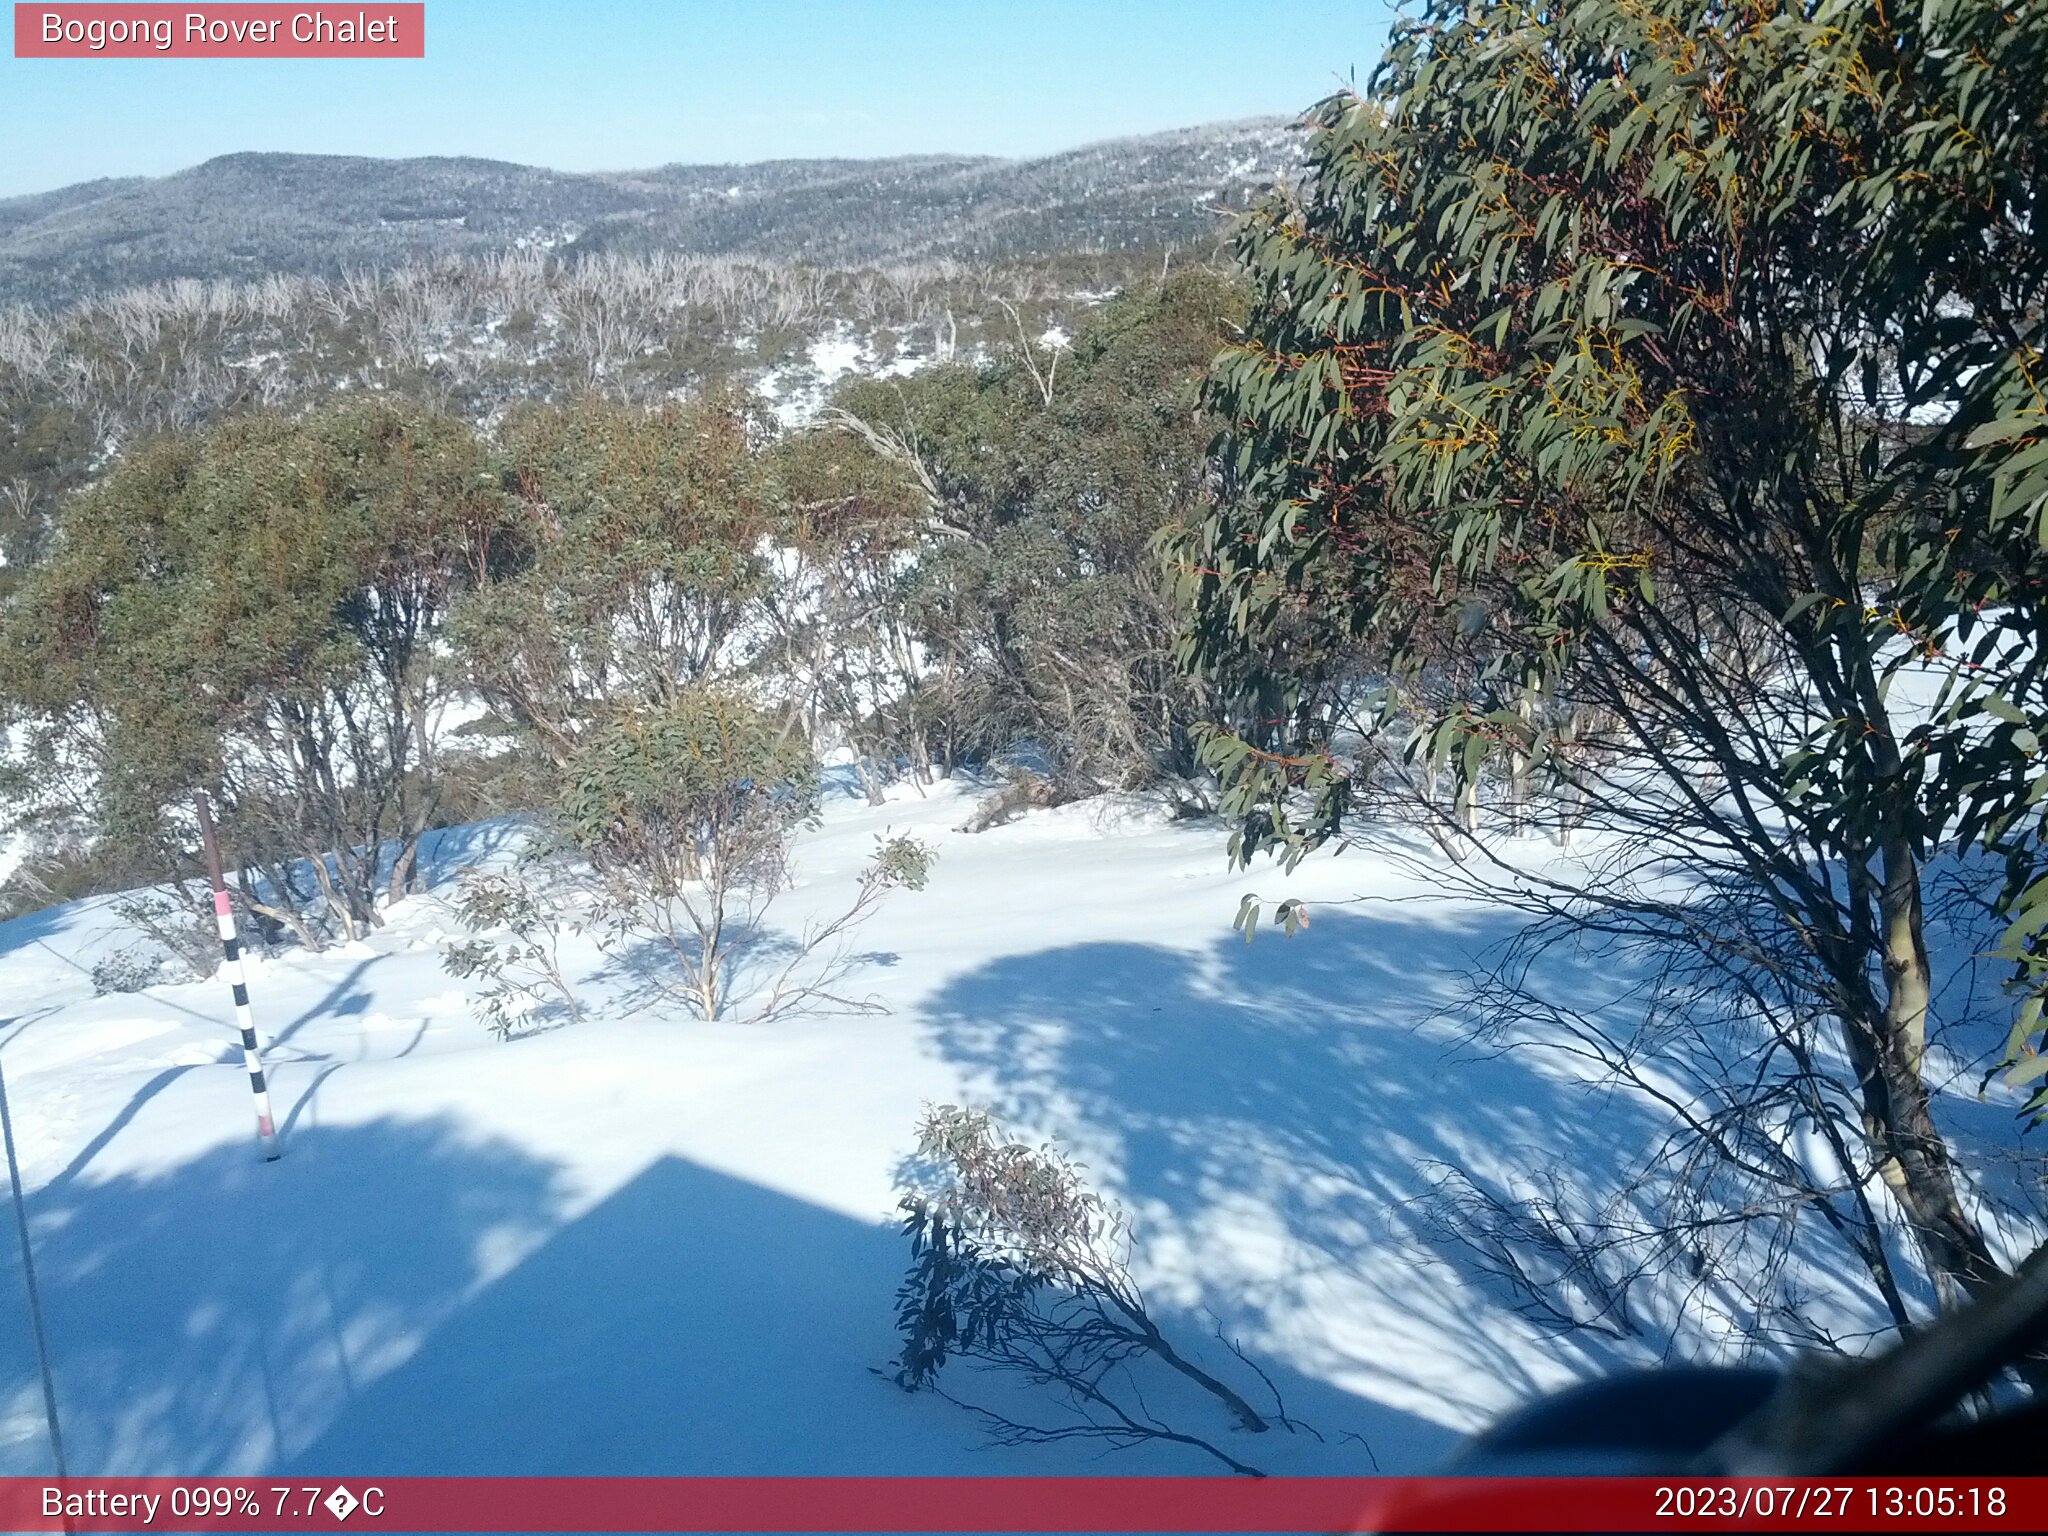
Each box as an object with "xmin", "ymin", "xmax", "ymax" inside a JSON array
[{"xmin": 0, "ymin": 116, "xmax": 1301, "ymax": 306}]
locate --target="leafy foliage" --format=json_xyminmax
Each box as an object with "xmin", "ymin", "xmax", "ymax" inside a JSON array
[
  {"xmin": 89, "ymin": 945, "xmax": 167, "ymax": 997},
  {"xmin": 561, "ymin": 687, "xmax": 824, "ymax": 1021},
  {"xmin": 1178, "ymin": 0, "xmax": 2048, "ymax": 1317},
  {"xmin": 561, "ymin": 688, "xmax": 818, "ymax": 871},
  {"xmin": 442, "ymin": 865, "xmax": 584, "ymax": 1039},
  {"xmin": 891, "ymin": 1196, "xmax": 1042, "ymax": 1394},
  {"xmin": 804, "ymin": 271, "xmax": 1246, "ymax": 794},
  {"xmin": 0, "ymin": 398, "xmax": 504, "ymax": 943},
  {"xmin": 453, "ymin": 393, "xmax": 776, "ymax": 762},
  {"xmin": 891, "ymin": 1104, "xmax": 1283, "ymax": 1476}
]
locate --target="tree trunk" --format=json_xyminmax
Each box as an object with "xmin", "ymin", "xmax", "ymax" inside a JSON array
[
  {"xmin": 860, "ymin": 760, "xmax": 888, "ymax": 807},
  {"xmin": 388, "ymin": 824, "xmax": 425, "ymax": 905},
  {"xmin": 236, "ymin": 870, "xmax": 324, "ymax": 954},
  {"xmin": 1846, "ymin": 839, "xmax": 2023, "ymax": 1337}
]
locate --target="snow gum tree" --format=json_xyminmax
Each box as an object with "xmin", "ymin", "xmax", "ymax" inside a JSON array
[
  {"xmin": 814, "ymin": 273, "xmax": 1244, "ymax": 801},
  {"xmin": 893, "ymin": 1104, "xmax": 1286, "ymax": 1476},
  {"xmin": 0, "ymin": 399, "xmax": 503, "ymax": 944},
  {"xmin": 557, "ymin": 687, "xmax": 932, "ymax": 1024},
  {"xmin": 450, "ymin": 392, "xmax": 776, "ymax": 763},
  {"xmin": 760, "ymin": 426, "xmax": 942, "ymax": 799},
  {"xmin": 1177, "ymin": 0, "xmax": 2048, "ymax": 1346}
]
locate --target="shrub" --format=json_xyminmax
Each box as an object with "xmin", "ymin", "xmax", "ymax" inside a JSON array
[
  {"xmin": 892, "ymin": 1104, "xmax": 1289, "ymax": 1476},
  {"xmin": 441, "ymin": 865, "xmax": 583, "ymax": 1039},
  {"xmin": 90, "ymin": 945, "xmax": 164, "ymax": 996},
  {"xmin": 562, "ymin": 688, "xmax": 813, "ymax": 1020}
]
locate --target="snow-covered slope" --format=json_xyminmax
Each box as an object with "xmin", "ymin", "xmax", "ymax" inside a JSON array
[{"xmin": 0, "ymin": 778, "xmax": 2030, "ymax": 1478}]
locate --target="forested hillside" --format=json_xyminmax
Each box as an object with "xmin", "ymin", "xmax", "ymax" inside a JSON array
[
  {"xmin": 0, "ymin": 118, "xmax": 1299, "ymax": 307},
  {"xmin": 0, "ymin": 117, "xmax": 1299, "ymax": 602}
]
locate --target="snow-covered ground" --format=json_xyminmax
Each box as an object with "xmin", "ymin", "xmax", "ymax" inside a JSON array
[
  {"xmin": 0, "ymin": 778, "xmax": 2033, "ymax": 1478},
  {"xmin": 762, "ymin": 327, "xmax": 932, "ymax": 428}
]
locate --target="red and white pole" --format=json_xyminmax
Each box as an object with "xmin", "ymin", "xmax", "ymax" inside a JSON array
[{"xmin": 195, "ymin": 792, "xmax": 280, "ymax": 1161}]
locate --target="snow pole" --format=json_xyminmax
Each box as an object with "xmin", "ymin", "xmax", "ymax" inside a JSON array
[{"xmin": 196, "ymin": 792, "xmax": 281, "ymax": 1161}]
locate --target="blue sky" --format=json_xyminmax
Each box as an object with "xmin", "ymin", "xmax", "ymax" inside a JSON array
[{"xmin": 1, "ymin": 1, "xmax": 1388, "ymax": 197}]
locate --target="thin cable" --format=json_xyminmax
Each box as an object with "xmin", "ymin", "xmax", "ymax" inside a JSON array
[{"xmin": 0, "ymin": 1048, "xmax": 67, "ymax": 1478}]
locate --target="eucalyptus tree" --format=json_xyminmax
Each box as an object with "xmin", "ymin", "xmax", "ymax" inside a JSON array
[
  {"xmin": 449, "ymin": 392, "xmax": 777, "ymax": 765},
  {"xmin": 1, "ymin": 400, "xmax": 502, "ymax": 943},
  {"xmin": 814, "ymin": 271, "xmax": 1245, "ymax": 800},
  {"xmin": 1179, "ymin": 0, "xmax": 2048, "ymax": 1340}
]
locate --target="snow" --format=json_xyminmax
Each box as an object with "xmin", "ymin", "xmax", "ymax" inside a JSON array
[
  {"xmin": 0, "ymin": 779, "xmax": 2034, "ymax": 1478},
  {"xmin": 762, "ymin": 326, "xmax": 932, "ymax": 428}
]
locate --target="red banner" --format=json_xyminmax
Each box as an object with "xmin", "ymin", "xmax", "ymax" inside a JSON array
[
  {"xmin": 0, "ymin": 1477, "xmax": 2044, "ymax": 1532},
  {"xmin": 13, "ymin": 5, "xmax": 424, "ymax": 58}
]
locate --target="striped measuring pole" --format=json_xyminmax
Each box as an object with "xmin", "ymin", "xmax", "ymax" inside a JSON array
[{"xmin": 195, "ymin": 792, "xmax": 281, "ymax": 1161}]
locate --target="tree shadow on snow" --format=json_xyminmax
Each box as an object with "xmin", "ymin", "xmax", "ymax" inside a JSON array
[
  {"xmin": 2, "ymin": 1117, "xmax": 566, "ymax": 1475},
  {"xmin": 283, "ymin": 1153, "xmax": 1409, "ymax": 1476},
  {"xmin": 914, "ymin": 907, "xmax": 1908, "ymax": 1436},
  {"xmin": 584, "ymin": 927, "xmax": 802, "ymax": 1019},
  {"xmin": 587, "ymin": 926, "xmax": 897, "ymax": 1023}
]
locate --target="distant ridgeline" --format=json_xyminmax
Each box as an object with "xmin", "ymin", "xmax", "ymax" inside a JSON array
[{"xmin": 0, "ymin": 118, "xmax": 1301, "ymax": 308}]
